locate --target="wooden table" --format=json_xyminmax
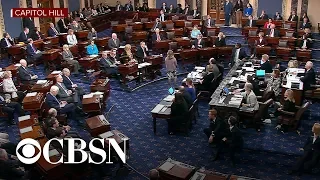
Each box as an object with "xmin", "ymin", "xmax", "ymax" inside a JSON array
[
  {"xmin": 151, "ymin": 99, "xmax": 172, "ymax": 135},
  {"xmin": 20, "ymin": 125, "xmax": 44, "ymax": 139},
  {"xmin": 103, "ymin": 130, "xmax": 130, "ymax": 153},
  {"xmin": 82, "ymin": 95, "xmax": 101, "ymax": 114},
  {"xmin": 22, "ymin": 92, "xmax": 45, "ymax": 115},
  {"xmin": 118, "ymin": 64, "xmax": 139, "ymax": 84},
  {"xmin": 86, "ymin": 115, "xmax": 111, "ymax": 137},
  {"xmin": 157, "ymin": 158, "xmax": 196, "ymax": 180},
  {"xmin": 31, "ymin": 80, "xmax": 53, "ymax": 94},
  {"xmin": 90, "ymin": 78, "xmax": 111, "ymax": 103},
  {"xmin": 18, "ymin": 115, "xmax": 39, "ymax": 129}
]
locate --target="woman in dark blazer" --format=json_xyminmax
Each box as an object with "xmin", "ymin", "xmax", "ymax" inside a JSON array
[
  {"xmin": 168, "ymin": 93, "xmax": 188, "ymax": 135},
  {"xmin": 213, "ymin": 32, "xmax": 226, "ymax": 47},
  {"xmin": 251, "ymin": 32, "xmax": 267, "ymax": 58},
  {"xmin": 275, "ymin": 89, "xmax": 296, "ymax": 132}
]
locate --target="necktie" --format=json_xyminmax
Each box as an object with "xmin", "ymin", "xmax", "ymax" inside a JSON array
[
  {"xmin": 208, "ymin": 20, "xmax": 210, "ymax": 27},
  {"xmin": 6, "ymin": 39, "xmax": 11, "ymax": 47},
  {"xmin": 157, "ymin": 34, "xmax": 160, "ymax": 41},
  {"xmin": 270, "ymin": 29, "xmax": 273, "ymax": 36},
  {"xmin": 105, "ymin": 58, "xmax": 112, "ymax": 66},
  {"xmin": 250, "ymin": 20, "xmax": 252, "ymax": 27},
  {"xmin": 113, "ymin": 39, "xmax": 116, "ymax": 46},
  {"xmin": 37, "ymin": 32, "xmax": 41, "ymax": 39},
  {"xmin": 52, "ymin": 94, "xmax": 60, "ymax": 104},
  {"xmin": 53, "ymin": 28, "xmax": 58, "ymax": 35},
  {"xmin": 0, "ymin": 96, "xmax": 4, "ymax": 101},
  {"xmin": 67, "ymin": 76, "xmax": 73, "ymax": 85},
  {"xmin": 185, "ymin": 9, "xmax": 188, "ymax": 15},
  {"xmin": 142, "ymin": 47, "xmax": 146, "ymax": 57},
  {"xmin": 198, "ymin": 39, "xmax": 201, "ymax": 45},
  {"xmin": 32, "ymin": 45, "xmax": 36, "ymax": 53}
]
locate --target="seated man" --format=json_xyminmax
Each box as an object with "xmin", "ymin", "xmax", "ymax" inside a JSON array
[
  {"xmin": 70, "ymin": 20, "xmax": 82, "ymax": 32},
  {"xmin": 205, "ymin": 15, "xmax": 215, "ymax": 27},
  {"xmin": 46, "ymin": 118, "xmax": 79, "ymax": 139},
  {"xmin": 152, "ymin": 18, "xmax": 162, "ymax": 31},
  {"xmin": 246, "ymin": 15, "xmax": 256, "ymax": 27},
  {"xmin": 62, "ymin": 68, "xmax": 85, "ymax": 97},
  {"xmin": 231, "ymin": 43, "xmax": 247, "ymax": 66},
  {"xmin": 18, "ymin": 28, "xmax": 30, "ymax": 43},
  {"xmin": 0, "ymin": 33, "xmax": 14, "ymax": 48},
  {"xmin": 45, "ymin": 86, "xmax": 76, "ymax": 117},
  {"xmin": 300, "ymin": 17, "xmax": 312, "ymax": 30},
  {"xmin": 259, "ymin": 54, "xmax": 273, "ymax": 73},
  {"xmin": 108, "ymin": 33, "xmax": 120, "ymax": 49},
  {"xmin": 99, "ymin": 51, "xmax": 120, "ymax": 78},
  {"xmin": 0, "ymin": 95, "xmax": 23, "ymax": 125},
  {"xmin": 192, "ymin": 34, "xmax": 205, "ymax": 48},
  {"xmin": 26, "ymin": 38, "xmax": 42, "ymax": 64},
  {"xmin": 266, "ymin": 24, "xmax": 280, "ymax": 37},
  {"xmin": 178, "ymin": 86, "xmax": 193, "ymax": 108},
  {"xmin": 55, "ymin": 75, "xmax": 80, "ymax": 105},
  {"xmin": 198, "ymin": 65, "xmax": 215, "ymax": 91},
  {"xmin": 203, "ymin": 109, "xmax": 228, "ymax": 144},
  {"xmin": 135, "ymin": 41, "xmax": 149, "ymax": 63},
  {"xmin": 191, "ymin": 6, "xmax": 200, "ymax": 19},
  {"xmin": 18, "ymin": 59, "xmax": 38, "ymax": 84},
  {"xmin": 0, "ymin": 148, "xmax": 26, "ymax": 179},
  {"xmin": 47, "ymin": 22, "xmax": 60, "ymax": 37},
  {"xmin": 152, "ymin": 28, "xmax": 165, "ymax": 42}
]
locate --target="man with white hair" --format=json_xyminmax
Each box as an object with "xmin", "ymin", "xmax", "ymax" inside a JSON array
[
  {"xmin": 152, "ymin": 28, "xmax": 165, "ymax": 42},
  {"xmin": 18, "ymin": 59, "xmax": 37, "ymax": 84},
  {"xmin": 99, "ymin": 51, "xmax": 119, "ymax": 77},
  {"xmin": 47, "ymin": 22, "xmax": 59, "ymax": 37},
  {"xmin": 55, "ymin": 75, "xmax": 80, "ymax": 106},
  {"xmin": 266, "ymin": 24, "xmax": 280, "ymax": 37},
  {"xmin": 45, "ymin": 85, "xmax": 76, "ymax": 116},
  {"xmin": 259, "ymin": 54, "xmax": 273, "ymax": 73},
  {"xmin": 301, "ymin": 61, "xmax": 316, "ymax": 90},
  {"xmin": 108, "ymin": 33, "xmax": 120, "ymax": 49},
  {"xmin": 62, "ymin": 68, "xmax": 84, "ymax": 96}
]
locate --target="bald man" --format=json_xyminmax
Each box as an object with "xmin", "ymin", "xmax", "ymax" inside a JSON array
[
  {"xmin": 108, "ymin": 33, "xmax": 120, "ymax": 49},
  {"xmin": 47, "ymin": 22, "xmax": 60, "ymax": 37},
  {"xmin": 300, "ymin": 61, "xmax": 316, "ymax": 90}
]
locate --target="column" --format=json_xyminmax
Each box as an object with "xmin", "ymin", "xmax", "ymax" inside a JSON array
[
  {"xmin": 80, "ymin": 0, "xmax": 85, "ymax": 9},
  {"xmin": 191, "ymin": 0, "xmax": 196, "ymax": 9},
  {"xmin": 53, "ymin": 0, "xmax": 61, "ymax": 23},
  {"xmin": 177, "ymin": 0, "xmax": 185, "ymax": 8},
  {"xmin": 249, "ymin": 0, "xmax": 258, "ymax": 18},
  {"xmin": 148, "ymin": 0, "xmax": 155, "ymax": 8},
  {"xmin": 0, "ymin": 0, "xmax": 5, "ymax": 35},
  {"xmin": 64, "ymin": 0, "xmax": 68, "ymax": 8},
  {"xmin": 282, "ymin": 0, "xmax": 292, "ymax": 20},
  {"xmin": 297, "ymin": 0, "xmax": 302, "ymax": 18},
  {"xmin": 202, "ymin": 0, "xmax": 207, "ymax": 16},
  {"xmin": 19, "ymin": 0, "xmax": 27, "ymax": 8},
  {"xmin": 32, "ymin": 0, "xmax": 40, "ymax": 29}
]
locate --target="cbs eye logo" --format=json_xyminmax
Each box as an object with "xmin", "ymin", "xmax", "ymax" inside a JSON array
[{"xmin": 16, "ymin": 138, "xmax": 42, "ymax": 164}]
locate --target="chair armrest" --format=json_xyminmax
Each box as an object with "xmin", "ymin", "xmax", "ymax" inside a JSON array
[{"xmin": 279, "ymin": 110, "xmax": 295, "ymax": 116}]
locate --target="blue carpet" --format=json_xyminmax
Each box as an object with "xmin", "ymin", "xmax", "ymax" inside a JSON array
[{"xmin": 1, "ymin": 27, "xmax": 320, "ymax": 180}]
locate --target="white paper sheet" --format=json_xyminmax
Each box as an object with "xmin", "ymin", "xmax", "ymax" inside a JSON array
[
  {"xmin": 151, "ymin": 104, "xmax": 164, "ymax": 113},
  {"xmin": 49, "ymin": 149, "xmax": 59, "ymax": 157},
  {"xmin": 14, "ymin": 63, "xmax": 22, "ymax": 67},
  {"xmin": 26, "ymin": 92, "xmax": 37, "ymax": 97},
  {"xmin": 163, "ymin": 95, "xmax": 175, "ymax": 102},
  {"xmin": 159, "ymin": 162, "xmax": 175, "ymax": 172},
  {"xmin": 99, "ymin": 131, "xmax": 114, "ymax": 139},
  {"xmin": 190, "ymin": 172, "xmax": 206, "ymax": 180},
  {"xmin": 18, "ymin": 115, "xmax": 31, "ymax": 122},
  {"xmin": 20, "ymin": 126, "xmax": 33, "ymax": 134},
  {"xmin": 36, "ymin": 80, "xmax": 48, "ymax": 84},
  {"xmin": 83, "ymin": 94, "xmax": 93, "ymax": 99}
]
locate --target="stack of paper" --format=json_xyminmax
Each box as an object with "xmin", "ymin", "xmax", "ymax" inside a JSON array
[
  {"xmin": 49, "ymin": 149, "xmax": 59, "ymax": 157},
  {"xmin": 18, "ymin": 115, "xmax": 31, "ymax": 122},
  {"xmin": 51, "ymin": 71, "xmax": 61, "ymax": 74},
  {"xmin": 163, "ymin": 95, "xmax": 175, "ymax": 102},
  {"xmin": 83, "ymin": 94, "xmax": 93, "ymax": 99},
  {"xmin": 159, "ymin": 162, "xmax": 175, "ymax": 172},
  {"xmin": 26, "ymin": 92, "xmax": 37, "ymax": 97},
  {"xmin": 151, "ymin": 104, "xmax": 164, "ymax": 113},
  {"xmin": 138, "ymin": 62, "xmax": 152, "ymax": 69},
  {"xmin": 14, "ymin": 63, "xmax": 22, "ymax": 67},
  {"xmin": 89, "ymin": 55, "xmax": 99, "ymax": 58},
  {"xmin": 195, "ymin": 66, "xmax": 205, "ymax": 70},
  {"xmin": 36, "ymin": 80, "xmax": 48, "ymax": 84},
  {"xmin": 20, "ymin": 126, "xmax": 33, "ymax": 134},
  {"xmin": 99, "ymin": 131, "xmax": 114, "ymax": 139}
]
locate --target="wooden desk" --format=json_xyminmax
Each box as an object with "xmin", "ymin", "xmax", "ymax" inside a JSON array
[
  {"xmin": 90, "ymin": 78, "xmax": 111, "ymax": 105},
  {"xmin": 143, "ymin": 21, "xmax": 154, "ymax": 30},
  {"xmin": 266, "ymin": 37, "xmax": 280, "ymax": 48},
  {"xmin": 173, "ymin": 38, "xmax": 191, "ymax": 48},
  {"xmin": 180, "ymin": 49, "xmax": 198, "ymax": 65},
  {"xmin": 82, "ymin": 95, "xmax": 101, "ymax": 113},
  {"xmin": 5, "ymin": 64, "xmax": 20, "ymax": 77},
  {"xmin": 276, "ymin": 47, "xmax": 292, "ymax": 60},
  {"xmin": 7, "ymin": 45, "xmax": 25, "ymax": 63},
  {"xmin": 86, "ymin": 115, "xmax": 110, "ymax": 137},
  {"xmin": 112, "ymin": 24, "xmax": 128, "ymax": 33},
  {"xmin": 118, "ymin": 64, "xmax": 139, "ymax": 84},
  {"xmin": 95, "ymin": 37, "xmax": 110, "ymax": 50},
  {"xmin": 151, "ymin": 99, "xmax": 172, "ymax": 134},
  {"xmin": 216, "ymin": 46, "xmax": 233, "ymax": 57},
  {"xmin": 198, "ymin": 47, "xmax": 217, "ymax": 59},
  {"xmin": 145, "ymin": 55, "xmax": 163, "ymax": 68},
  {"xmin": 78, "ymin": 56, "xmax": 99, "ymax": 72},
  {"xmin": 77, "ymin": 41, "xmax": 90, "ymax": 56},
  {"xmin": 22, "ymin": 92, "xmax": 45, "ymax": 115},
  {"xmin": 256, "ymin": 46, "xmax": 272, "ymax": 57},
  {"xmin": 20, "ymin": 125, "xmax": 44, "ymax": 139},
  {"xmin": 46, "ymin": 72, "xmax": 61, "ymax": 83},
  {"xmin": 205, "ymin": 27, "xmax": 220, "ymax": 36},
  {"xmin": 44, "ymin": 36, "xmax": 59, "ymax": 46},
  {"xmin": 75, "ymin": 30, "xmax": 89, "ymax": 41},
  {"xmin": 18, "ymin": 115, "xmax": 39, "ymax": 129},
  {"xmin": 190, "ymin": 170, "xmax": 230, "ymax": 180},
  {"xmin": 42, "ymin": 49, "xmax": 61, "ymax": 62},
  {"xmin": 132, "ymin": 31, "xmax": 148, "ymax": 43},
  {"xmin": 57, "ymin": 33, "xmax": 68, "ymax": 45},
  {"xmin": 31, "ymin": 81, "xmax": 53, "ymax": 94},
  {"xmin": 173, "ymin": 20, "xmax": 185, "ymax": 28},
  {"xmin": 103, "ymin": 130, "xmax": 130, "ymax": 153},
  {"xmin": 157, "ymin": 158, "xmax": 196, "ymax": 180},
  {"xmin": 296, "ymin": 49, "xmax": 311, "ymax": 62},
  {"xmin": 154, "ymin": 40, "xmax": 171, "ymax": 53},
  {"xmin": 33, "ymin": 40, "xmax": 45, "ymax": 51}
]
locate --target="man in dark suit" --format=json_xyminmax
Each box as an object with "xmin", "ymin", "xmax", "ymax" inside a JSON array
[
  {"xmin": 45, "ymin": 86, "xmax": 76, "ymax": 117},
  {"xmin": 152, "ymin": 28, "xmax": 165, "ymax": 42},
  {"xmin": 22, "ymin": 17, "xmax": 35, "ymax": 32},
  {"xmin": 160, "ymin": 2, "xmax": 168, "ymax": 13},
  {"xmin": 47, "ymin": 23, "xmax": 59, "ymax": 37},
  {"xmin": 61, "ymin": 68, "xmax": 84, "ymax": 96},
  {"xmin": 192, "ymin": 34, "xmax": 205, "ymax": 48},
  {"xmin": 300, "ymin": 61, "xmax": 316, "ymax": 91},
  {"xmin": 26, "ymin": 38, "xmax": 42, "ymax": 64},
  {"xmin": 260, "ymin": 54, "xmax": 273, "ymax": 73},
  {"xmin": 204, "ymin": 15, "xmax": 215, "ymax": 27},
  {"xmin": 203, "ymin": 109, "xmax": 228, "ymax": 143},
  {"xmin": 159, "ymin": 10, "xmax": 166, "ymax": 22},
  {"xmin": 289, "ymin": 123, "xmax": 320, "ymax": 176},
  {"xmin": 31, "ymin": 27, "xmax": 44, "ymax": 40},
  {"xmin": 108, "ymin": 33, "xmax": 120, "ymax": 49},
  {"xmin": 213, "ymin": 116, "xmax": 243, "ymax": 166},
  {"xmin": 152, "ymin": 18, "xmax": 162, "ymax": 31},
  {"xmin": 18, "ymin": 59, "xmax": 38, "ymax": 84},
  {"xmin": 99, "ymin": 51, "xmax": 119, "ymax": 76},
  {"xmin": 0, "ymin": 95, "xmax": 23, "ymax": 125},
  {"xmin": 115, "ymin": 1, "xmax": 123, "ymax": 11},
  {"xmin": 191, "ymin": 6, "xmax": 200, "ymax": 19},
  {"xmin": 178, "ymin": 86, "xmax": 193, "ymax": 108},
  {"xmin": 135, "ymin": 41, "xmax": 149, "ymax": 63},
  {"xmin": 57, "ymin": 18, "xmax": 68, "ymax": 33},
  {"xmin": 274, "ymin": 12, "xmax": 283, "ymax": 20},
  {"xmin": 18, "ymin": 28, "xmax": 29, "ymax": 43},
  {"xmin": 198, "ymin": 67, "xmax": 215, "ymax": 91},
  {"xmin": 300, "ymin": 33, "xmax": 313, "ymax": 49},
  {"xmin": 0, "ymin": 33, "xmax": 14, "ymax": 48},
  {"xmin": 183, "ymin": 4, "xmax": 190, "ymax": 15},
  {"xmin": 300, "ymin": 18, "xmax": 312, "ymax": 29},
  {"xmin": 175, "ymin": 4, "xmax": 183, "ymax": 14},
  {"xmin": 0, "ymin": 148, "xmax": 26, "ymax": 179},
  {"xmin": 124, "ymin": 1, "xmax": 133, "ymax": 11},
  {"xmin": 258, "ymin": 10, "xmax": 269, "ymax": 20},
  {"xmin": 266, "ymin": 24, "xmax": 280, "ymax": 37},
  {"xmin": 246, "ymin": 15, "xmax": 256, "ymax": 27},
  {"xmin": 231, "ymin": 43, "xmax": 247, "ymax": 65},
  {"xmin": 288, "ymin": 10, "xmax": 298, "ymax": 22},
  {"xmin": 55, "ymin": 75, "xmax": 80, "ymax": 105}
]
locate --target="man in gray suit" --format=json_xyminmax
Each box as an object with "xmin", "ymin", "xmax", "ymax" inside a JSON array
[
  {"xmin": 204, "ymin": 15, "xmax": 215, "ymax": 27},
  {"xmin": 241, "ymin": 83, "xmax": 259, "ymax": 111},
  {"xmin": 55, "ymin": 75, "xmax": 80, "ymax": 106},
  {"xmin": 108, "ymin": 33, "xmax": 120, "ymax": 49},
  {"xmin": 70, "ymin": 20, "xmax": 82, "ymax": 32}
]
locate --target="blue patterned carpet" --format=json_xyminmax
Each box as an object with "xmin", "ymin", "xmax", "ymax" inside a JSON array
[{"xmin": 1, "ymin": 27, "xmax": 320, "ymax": 180}]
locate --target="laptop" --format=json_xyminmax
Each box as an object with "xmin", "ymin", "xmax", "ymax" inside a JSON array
[
  {"xmin": 256, "ymin": 70, "xmax": 265, "ymax": 77},
  {"xmin": 168, "ymin": 87, "xmax": 175, "ymax": 95}
]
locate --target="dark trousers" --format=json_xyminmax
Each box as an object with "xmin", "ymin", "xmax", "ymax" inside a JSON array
[
  {"xmin": 216, "ymin": 142, "xmax": 242, "ymax": 163},
  {"xmin": 293, "ymin": 150, "xmax": 320, "ymax": 172},
  {"xmin": 225, "ymin": 14, "xmax": 231, "ymax": 26},
  {"xmin": 60, "ymin": 103, "xmax": 76, "ymax": 115},
  {"xmin": 203, "ymin": 128, "xmax": 213, "ymax": 138},
  {"xmin": 2, "ymin": 102, "xmax": 22, "ymax": 122}
]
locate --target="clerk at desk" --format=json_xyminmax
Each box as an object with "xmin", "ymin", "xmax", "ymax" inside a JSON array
[{"xmin": 300, "ymin": 61, "xmax": 316, "ymax": 91}]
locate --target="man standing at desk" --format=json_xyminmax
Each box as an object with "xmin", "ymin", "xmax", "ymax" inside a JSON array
[
  {"xmin": 203, "ymin": 109, "xmax": 228, "ymax": 144},
  {"xmin": 224, "ymin": 0, "xmax": 233, "ymax": 26},
  {"xmin": 108, "ymin": 33, "xmax": 120, "ymax": 49},
  {"xmin": 18, "ymin": 59, "xmax": 38, "ymax": 84},
  {"xmin": 260, "ymin": 54, "xmax": 273, "ymax": 73},
  {"xmin": 300, "ymin": 61, "xmax": 316, "ymax": 91},
  {"xmin": 231, "ymin": 43, "xmax": 247, "ymax": 66}
]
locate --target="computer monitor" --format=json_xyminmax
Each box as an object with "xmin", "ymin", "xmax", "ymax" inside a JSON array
[
  {"xmin": 256, "ymin": 70, "xmax": 265, "ymax": 77},
  {"xmin": 223, "ymin": 87, "xmax": 230, "ymax": 95},
  {"xmin": 168, "ymin": 87, "xmax": 175, "ymax": 95}
]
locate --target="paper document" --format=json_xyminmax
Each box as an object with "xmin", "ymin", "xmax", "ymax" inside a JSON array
[
  {"xmin": 49, "ymin": 149, "xmax": 59, "ymax": 157},
  {"xmin": 163, "ymin": 95, "xmax": 175, "ymax": 102},
  {"xmin": 151, "ymin": 104, "xmax": 165, "ymax": 113},
  {"xmin": 83, "ymin": 94, "xmax": 93, "ymax": 99},
  {"xmin": 51, "ymin": 71, "xmax": 61, "ymax": 74},
  {"xmin": 18, "ymin": 115, "xmax": 31, "ymax": 122},
  {"xmin": 119, "ymin": 46, "xmax": 125, "ymax": 49},
  {"xmin": 20, "ymin": 126, "xmax": 33, "ymax": 134},
  {"xmin": 14, "ymin": 63, "xmax": 22, "ymax": 67},
  {"xmin": 99, "ymin": 131, "xmax": 114, "ymax": 139},
  {"xmin": 242, "ymin": 67, "xmax": 254, "ymax": 72},
  {"xmin": 190, "ymin": 172, "xmax": 206, "ymax": 180},
  {"xmin": 195, "ymin": 66, "xmax": 205, "ymax": 70},
  {"xmin": 159, "ymin": 162, "xmax": 175, "ymax": 172},
  {"xmin": 26, "ymin": 92, "xmax": 37, "ymax": 97},
  {"xmin": 36, "ymin": 80, "xmax": 48, "ymax": 84},
  {"xmin": 89, "ymin": 55, "xmax": 99, "ymax": 58}
]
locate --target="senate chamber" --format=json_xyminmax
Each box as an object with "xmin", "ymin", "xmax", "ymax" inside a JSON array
[{"xmin": 0, "ymin": 0, "xmax": 320, "ymax": 179}]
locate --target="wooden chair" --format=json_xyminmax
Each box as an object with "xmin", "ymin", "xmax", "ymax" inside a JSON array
[
  {"xmin": 276, "ymin": 40, "xmax": 291, "ymax": 60},
  {"xmin": 140, "ymin": 18, "xmax": 148, "ymax": 23},
  {"xmin": 207, "ymin": 30, "xmax": 216, "ymax": 37},
  {"xmin": 278, "ymin": 101, "xmax": 310, "ymax": 134},
  {"xmin": 166, "ymin": 23, "xmax": 174, "ymax": 30}
]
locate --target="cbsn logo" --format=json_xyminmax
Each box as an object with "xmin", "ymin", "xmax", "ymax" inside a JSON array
[{"xmin": 16, "ymin": 138, "xmax": 128, "ymax": 165}]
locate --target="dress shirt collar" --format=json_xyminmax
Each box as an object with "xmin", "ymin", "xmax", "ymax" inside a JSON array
[{"xmin": 230, "ymin": 126, "xmax": 234, "ymax": 131}]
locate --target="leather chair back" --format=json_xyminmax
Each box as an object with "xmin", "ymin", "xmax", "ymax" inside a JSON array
[
  {"xmin": 185, "ymin": 21, "xmax": 192, "ymax": 27},
  {"xmin": 254, "ymin": 98, "xmax": 273, "ymax": 120},
  {"xmin": 140, "ymin": 18, "xmax": 148, "ymax": 23},
  {"xmin": 166, "ymin": 23, "xmax": 174, "ymax": 30},
  {"xmin": 171, "ymin": 16, "xmax": 179, "ymax": 21},
  {"xmin": 169, "ymin": 42, "xmax": 178, "ymax": 51},
  {"xmin": 207, "ymin": 30, "xmax": 216, "ymax": 37},
  {"xmin": 166, "ymin": 32, "xmax": 175, "ymax": 40},
  {"xmin": 295, "ymin": 102, "xmax": 310, "ymax": 121},
  {"xmin": 248, "ymin": 30, "xmax": 257, "ymax": 37}
]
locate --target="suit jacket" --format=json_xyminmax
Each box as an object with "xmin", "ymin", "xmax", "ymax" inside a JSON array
[
  {"xmin": 182, "ymin": 91, "xmax": 193, "ymax": 108},
  {"xmin": 0, "ymin": 38, "xmax": 14, "ymax": 48},
  {"xmin": 204, "ymin": 19, "xmax": 215, "ymax": 27},
  {"xmin": 300, "ymin": 22, "xmax": 312, "ymax": 29},
  {"xmin": 152, "ymin": 33, "xmax": 165, "ymax": 42},
  {"xmin": 45, "ymin": 93, "xmax": 61, "ymax": 110},
  {"xmin": 136, "ymin": 46, "xmax": 149, "ymax": 60},
  {"xmin": 266, "ymin": 29, "xmax": 280, "ymax": 37},
  {"xmin": 274, "ymin": 15, "xmax": 283, "ymax": 20},
  {"xmin": 202, "ymin": 72, "xmax": 215, "ymax": 91},
  {"xmin": 300, "ymin": 38, "xmax": 312, "ymax": 49},
  {"xmin": 141, "ymin": 6, "xmax": 149, "ymax": 12},
  {"xmin": 224, "ymin": 2, "xmax": 233, "ymax": 15},
  {"xmin": 70, "ymin": 24, "xmax": 82, "ymax": 32},
  {"xmin": 258, "ymin": 14, "xmax": 269, "ymax": 20},
  {"xmin": 31, "ymin": 31, "xmax": 44, "ymax": 40},
  {"xmin": 168, "ymin": 8, "xmax": 175, "ymax": 14},
  {"xmin": 99, "ymin": 57, "xmax": 116, "ymax": 69},
  {"xmin": 26, "ymin": 43, "xmax": 37, "ymax": 58},
  {"xmin": 183, "ymin": 7, "xmax": 190, "ymax": 15},
  {"xmin": 242, "ymin": 91, "xmax": 259, "ymax": 110},
  {"xmin": 108, "ymin": 38, "xmax": 120, "ymax": 49},
  {"xmin": 152, "ymin": 22, "xmax": 162, "ymax": 30},
  {"xmin": 87, "ymin": 32, "xmax": 97, "ymax": 40},
  {"xmin": 246, "ymin": 19, "xmax": 256, "ymax": 27},
  {"xmin": 18, "ymin": 32, "xmax": 29, "ymax": 43},
  {"xmin": 56, "ymin": 82, "xmax": 70, "ymax": 99},
  {"xmin": 124, "ymin": 4, "xmax": 133, "ymax": 11},
  {"xmin": 209, "ymin": 118, "xmax": 228, "ymax": 140},
  {"xmin": 18, "ymin": 66, "xmax": 34, "ymax": 82},
  {"xmin": 193, "ymin": 38, "xmax": 205, "ymax": 48},
  {"xmin": 57, "ymin": 19, "xmax": 68, "ymax": 33},
  {"xmin": 47, "ymin": 27, "xmax": 59, "ymax": 37},
  {"xmin": 159, "ymin": 14, "xmax": 167, "ymax": 21},
  {"xmin": 233, "ymin": 1, "xmax": 244, "ymax": 11},
  {"xmin": 300, "ymin": 68, "xmax": 316, "ymax": 90},
  {"xmin": 190, "ymin": 10, "xmax": 200, "ymax": 19},
  {"xmin": 62, "ymin": 50, "xmax": 74, "ymax": 60},
  {"xmin": 175, "ymin": 7, "xmax": 183, "ymax": 14},
  {"xmin": 62, "ymin": 75, "xmax": 74, "ymax": 90},
  {"xmin": 161, "ymin": 6, "xmax": 169, "ymax": 13},
  {"xmin": 231, "ymin": 48, "xmax": 247, "ymax": 62},
  {"xmin": 115, "ymin": 4, "xmax": 123, "ymax": 11},
  {"xmin": 255, "ymin": 38, "xmax": 267, "ymax": 46},
  {"xmin": 214, "ymin": 37, "xmax": 226, "ymax": 47},
  {"xmin": 288, "ymin": 15, "xmax": 298, "ymax": 22},
  {"xmin": 260, "ymin": 61, "xmax": 273, "ymax": 73},
  {"xmin": 226, "ymin": 126, "xmax": 243, "ymax": 149},
  {"xmin": 304, "ymin": 135, "xmax": 320, "ymax": 153},
  {"xmin": 22, "ymin": 18, "xmax": 35, "ymax": 31}
]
